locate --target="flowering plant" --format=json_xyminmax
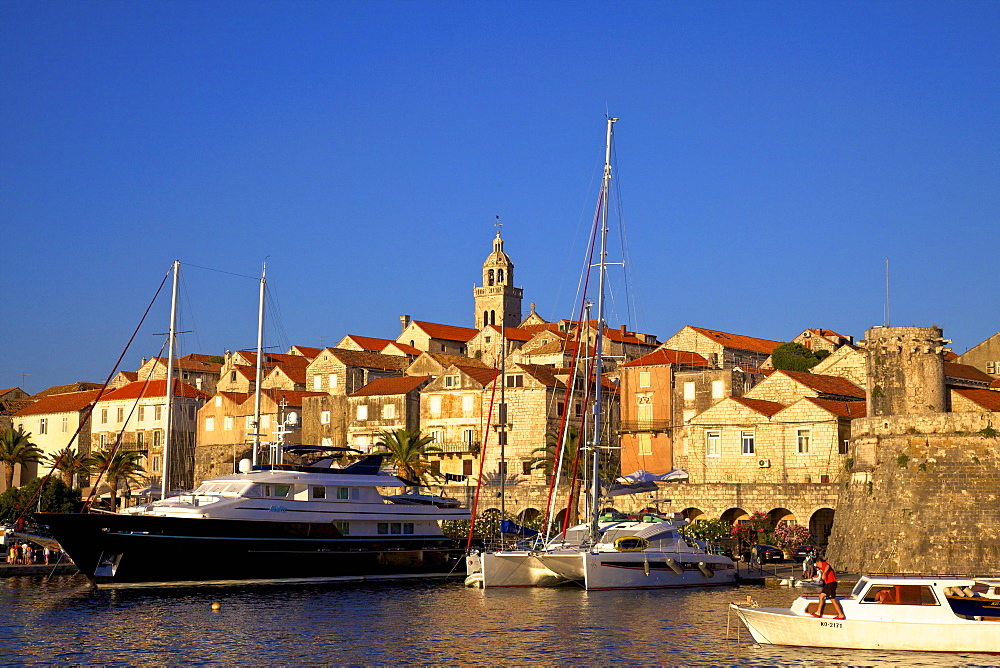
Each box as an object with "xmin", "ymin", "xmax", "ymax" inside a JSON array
[
  {"xmin": 773, "ymin": 522, "xmax": 812, "ymax": 550},
  {"xmin": 729, "ymin": 511, "xmax": 772, "ymax": 547}
]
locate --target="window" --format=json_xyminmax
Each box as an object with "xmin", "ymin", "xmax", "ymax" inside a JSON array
[
  {"xmin": 321, "ymin": 437, "xmax": 333, "ymax": 447},
  {"xmin": 99, "ymin": 434, "xmax": 106, "ymax": 447},
  {"xmin": 61, "ymin": 416, "xmax": 69, "ymax": 433},
  {"xmin": 557, "ymin": 402, "xmax": 564, "ymax": 416},
  {"xmin": 312, "ymin": 486, "xmax": 326, "ymax": 499},
  {"xmin": 136, "ymin": 432, "xmax": 144, "ymax": 448},
  {"xmin": 861, "ymin": 585, "xmax": 938, "ymax": 606},
  {"xmin": 262, "ymin": 415, "xmax": 270, "ymax": 428},
  {"xmin": 639, "ymin": 371, "xmax": 651, "ymax": 388},
  {"xmin": 445, "ymin": 375, "xmax": 459, "ymax": 387},
  {"xmin": 506, "ymin": 375, "xmax": 524, "ymax": 388},
  {"xmin": 215, "ymin": 396, "xmax": 223, "ymax": 407},
  {"xmin": 337, "ymin": 487, "xmax": 350, "ymax": 499},
  {"xmin": 329, "ymin": 374, "xmax": 337, "ymax": 389},
  {"xmin": 224, "ymin": 416, "xmax": 233, "ymax": 431},
  {"xmin": 522, "ymin": 461, "xmax": 533, "ymax": 475},
  {"xmin": 706, "ymin": 430, "xmax": 721, "ymax": 456},
  {"xmin": 742, "ymin": 430, "xmax": 755, "ymax": 455},
  {"xmin": 462, "ymin": 394, "xmax": 474, "ymax": 414},
  {"xmin": 484, "ymin": 336, "xmax": 491, "ymax": 343},
  {"xmin": 429, "ymin": 396, "xmax": 442, "ymax": 416},
  {"xmin": 356, "ymin": 405, "xmax": 368, "ymax": 420},
  {"xmin": 230, "ymin": 371, "xmax": 237, "ymax": 382},
  {"xmin": 138, "ymin": 406, "xmax": 146, "ymax": 421},
  {"xmin": 638, "ymin": 433, "xmax": 652, "ymax": 455},
  {"xmin": 101, "ymin": 409, "xmax": 108, "ymax": 424},
  {"xmin": 382, "ymin": 404, "xmax": 396, "ymax": 419},
  {"xmin": 497, "ymin": 461, "xmax": 508, "ymax": 476},
  {"xmin": 153, "ymin": 431, "xmax": 162, "ymax": 447},
  {"xmin": 712, "ymin": 380, "xmax": 724, "ymax": 399},
  {"xmin": 429, "ymin": 429, "xmax": 443, "ymax": 443},
  {"xmin": 274, "ymin": 485, "xmax": 290, "ymax": 497},
  {"xmin": 205, "ymin": 417, "xmax": 215, "ymax": 431},
  {"xmin": 840, "ymin": 439, "xmax": 850, "ymax": 455},
  {"xmin": 797, "ymin": 429, "xmax": 811, "ymax": 454},
  {"xmin": 245, "ymin": 415, "xmax": 254, "ymax": 429},
  {"xmin": 986, "ymin": 361, "xmax": 996, "ymax": 374},
  {"xmin": 575, "ymin": 403, "xmax": 582, "ymax": 416},
  {"xmin": 152, "ymin": 455, "xmax": 161, "ymax": 472},
  {"xmin": 683, "ymin": 382, "xmax": 695, "ymax": 400},
  {"xmin": 313, "ymin": 375, "xmax": 322, "ymax": 390},
  {"xmin": 321, "ymin": 411, "xmax": 331, "ymax": 424},
  {"xmin": 638, "ymin": 404, "xmax": 653, "ymax": 423},
  {"xmin": 38, "ymin": 418, "xmax": 48, "ymax": 434},
  {"xmin": 462, "ymin": 429, "xmax": 475, "ymax": 446},
  {"xmin": 335, "ymin": 521, "xmax": 350, "ymax": 535},
  {"xmin": 463, "ymin": 459, "xmax": 473, "ymax": 476},
  {"xmin": 377, "ymin": 522, "xmax": 414, "ymax": 535},
  {"xmin": 155, "ymin": 405, "xmax": 162, "ymax": 421}
]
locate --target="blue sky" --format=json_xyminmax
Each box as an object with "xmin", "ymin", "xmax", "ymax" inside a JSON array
[{"xmin": 2, "ymin": 1, "xmax": 998, "ymax": 393}]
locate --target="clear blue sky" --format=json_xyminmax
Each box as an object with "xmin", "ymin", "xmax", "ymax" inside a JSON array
[{"xmin": 2, "ymin": 1, "xmax": 998, "ymax": 393}]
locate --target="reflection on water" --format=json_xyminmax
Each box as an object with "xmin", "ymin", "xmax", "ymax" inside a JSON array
[{"xmin": 0, "ymin": 574, "xmax": 993, "ymax": 666}]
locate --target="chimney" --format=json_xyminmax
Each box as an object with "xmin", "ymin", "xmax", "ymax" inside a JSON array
[
  {"xmin": 620, "ymin": 325, "xmax": 627, "ymax": 335},
  {"xmin": 400, "ymin": 315, "xmax": 411, "ymax": 334}
]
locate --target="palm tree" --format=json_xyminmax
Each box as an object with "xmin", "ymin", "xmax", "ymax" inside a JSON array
[
  {"xmin": 529, "ymin": 428, "xmax": 581, "ymax": 479},
  {"xmin": 0, "ymin": 427, "xmax": 43, "ymax": 489},
  {"xmin": 47, "ymin": 447, "xmax": 91, "ymax": 489},
  {"xmin": 374, "ymin": 429, "xmax": 441, "ymax": 484},
  {"xmin": 87, "ymin": 448, "xmax": 146, "ymax": 511}
]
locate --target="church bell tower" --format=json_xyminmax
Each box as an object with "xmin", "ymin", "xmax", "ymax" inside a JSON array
[{"xmin": 474, "ymin": 231, "xmax": 523, "ymax": 329}]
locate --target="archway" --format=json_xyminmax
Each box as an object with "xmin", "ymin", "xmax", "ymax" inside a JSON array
[
  {"xmin": 809, "ymin": 508, "xmax": 835, "ymax": 546},
  {"xmin": 720, "ymin": 507, "xmax": 749, "ymax": 526},
  {"xmin": 769, "ymin": 507, "xmax": 797, "ymax": 528},
  {"xmin": 517, "ymin": 507, "xmax": 541, "ymax": 528},
  {"xmin": 681, "ymin": 507, "xmax": 707, "ymax": 522}
]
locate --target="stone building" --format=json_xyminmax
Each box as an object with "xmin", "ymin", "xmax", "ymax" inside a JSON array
[
  {"xmin": 956, "ymin": 331, "xmax": 1000, "ymax": 378},
  {"xmin": 8, "ymin": 389, "xmax": 100, "ymax": 490},
  {"xmin": 346, "ymin": 376, "xmax": 431, "ymax": 450},
  {"xmin": 791, "ymin": 328, "xmax": 854, "ymax": 354},
  {"xmin": 474, "ymin": 231, "xmax": 523, "ymax": 329},
  {"xmin": 136, "ymin": 354, "xmax": 222, "ymax": 396},
  {"xmin": 661, "ymin": 325, "xmax": 782, "ymax": 370},
  {"xmin": 465, "ymin": 324, "xmax": 534, "ymax": 367},
  {"xmin": 810, "ymin": 344, "xmax": 866, "ymax": 389},
  {"xmin": 405, "ymin": 352, "xmax": 489, "ymax": 378},
  {"xmin": 397, "ymin": 319, "xmax": 479, "ymax": 356},
  {"xmin": 0, "ymin": 387, "xmax": 32, "ymax": 432},
  {"xmin": 828, "ymin": 325, "xmax": 1000, "ymax": 575},
  {"xmin": 304, "ymin": 348, "xmax": 408, "ymax": 395}
]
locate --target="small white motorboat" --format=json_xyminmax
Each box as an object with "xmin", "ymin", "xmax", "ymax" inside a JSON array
[{"xmin": 731, "ymin": 574, "xmax": 1000, "ymax": 654}]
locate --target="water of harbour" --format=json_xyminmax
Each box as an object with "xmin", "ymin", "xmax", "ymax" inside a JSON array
[{"xmin": 1, "ymin": 574, "xmax": 994, "ymax": 666}]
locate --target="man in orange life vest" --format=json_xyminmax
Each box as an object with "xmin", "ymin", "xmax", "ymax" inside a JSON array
[{"xmin": 811, "ymin": 554, "xmax": 845, "ymax": 619}]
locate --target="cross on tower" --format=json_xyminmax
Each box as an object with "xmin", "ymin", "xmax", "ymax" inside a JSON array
[{"xmin": 495, "ymin": 215, "xmax": 503, "ymax": 236}]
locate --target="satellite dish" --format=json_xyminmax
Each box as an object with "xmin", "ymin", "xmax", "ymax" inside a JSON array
[
  {"xmin": 238, "ymin": 458, "xmax": 252, "ymax": 474},
  {"xmin": 286, "ymin": 411, "xmax": 299, "ymax": 425}
]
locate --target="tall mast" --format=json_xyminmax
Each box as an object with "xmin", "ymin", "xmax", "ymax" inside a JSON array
[
  {"xmin": 589, "ymin": 117, "xmax": 617, "ymax": 540},
  {"xmin": 252, "ymin": 262, "xmax": 266, "ymax": 465},
  {"xmin": 499, "ymin": 317, "xmax": 507, "ymax": 519},
  {"xmin": 160, "ymin": 260, "xmax": 180, "ymax": 501}
]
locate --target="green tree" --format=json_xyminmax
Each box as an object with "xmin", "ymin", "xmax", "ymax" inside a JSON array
[
  {"xmin": 0, "ymin": 476, "xmax": 83, "ymax": 523},
  {"xmin": 88, "ymin": 448, "xmax": 146, "ymax": 511},
  {"xmin": 0, "ymin": 427, "xmax": 43, "ymax": 489},
  {"xmin": 47, "ymin": 447, "xmax": 91, "ymax": 489},
  {"xmin": 374, "ymin": 429, "xmax": 441, "ymax": 484},
  {"xmin": 529, "ymin": 429, "xmax": 580, "ymax": 479},
  {"xmin": 680, "ymin": 518, "xmax": 730, "ymax": 543},
  {"xmin": 729, "ymin": 511, "xmax": 774, "ymax": 548},
  {"xmin": 771, "ymin": 342, "xmax": 826, "ymax": 372}
]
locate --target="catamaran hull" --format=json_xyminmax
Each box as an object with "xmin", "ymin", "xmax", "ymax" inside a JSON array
[
  {"xmin": 39, "ymin": 512, "xmax": 462, "ymax": 586},
  {"xmin": 466, "ymin": 550, "xmax": 571, "ymax": 588},
  {"xmin": 732, "ymin": 605, "xmax": 1000, "ymax": 653},
  {"xmin": 541, "ymin": 552, "xmax": 738, "ymax": 590}
]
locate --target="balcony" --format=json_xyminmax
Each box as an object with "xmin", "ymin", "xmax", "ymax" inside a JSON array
[
  {"xmin": 618, "ymin": 419, "xmax": 672, "ymax": 434},
  {"xmin": 432, "ymin": 441, "xmax": 481, "ymax": 454}
]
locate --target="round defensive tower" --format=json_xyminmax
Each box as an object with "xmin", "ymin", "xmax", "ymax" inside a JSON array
[{"xmin": 862, "ymin": 326, "xmax": 949, "ymax": 416}]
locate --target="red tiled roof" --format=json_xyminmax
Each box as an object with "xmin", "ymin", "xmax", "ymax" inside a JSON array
[
  {"xmin": 992, "ymin": 378, "xmax": 1000, "ymax": 389},
  {"xmin": 776, "ymin": 370, "xmax": 866, "ymax": 399},
  {"xmin": 258, "ymin": 389, "xmax": 327, "ymax": 405},
  {"xmin": 621, "ymin": 348, "xmax": 710, "ymax": 368},
  {"xmin": 98, "ymin": 379, "xmax": 209, "ymax": 401},
  {"xmin": 237, "ymin": 351, "xmax": 311, "ymax": 368},
  {"xmin": 730, "ymin": 397, "xmax": 786, "ymax": 417},
  {"xmin": 944, "ymin": 351, "xmax": 959, "ymax": 361},
  {"xmin": 951, "ymin": 387, "xmax": 1000, "ymax": 411},
  {"xmin": 522, "ymin": 340, "xmax": 594, "ymax": 357},
  {"xmin": 804, "ymin": 328, "xmax": 852, "ymax": 340},
  {"xmin": 423, "ymin": 352, "xmax": 490, "ymax": 369},
  {"xmin": 116, "ymin": 371, "xmax": 139, "ymax": 382},
  {"xmin": 511, "ymin": 363, "xmax": 565, "ymax": 389},
  {"xmin": 325, "ymin": 348, "xmax": 411, "ymax": 371},
  {"xmin": 349, "ymin": 376, "xmax": 431, "ymax": 397},
  {"xmin": 483, "ymin": 325, "xmax": 535, "ymax": 342},
  {"xmin": 384, "ymin": 341, "xmax": 422, "ymax": 356},
  {"xmin": 603, "ymin": 327, "xmax": 658, "ymax": 345},
  {"xmin": 802, "ymin": 397, "xmax": 867, "ymax": 418},
  {"xmin": 411, "ymin": 321, "xmax": 479, "ymax": 342},
  {"xmin": 289, "ymin": 346, "xmax": 324, "ymax": 358},
  {"xmin": 14, "ymin": 390, "xmax": 104, "ymax": 417},
  {"xmin": 31, "ymin": 382, "xmax": 103, "ymax": 398},
  {"xmin": 342, "ymin": 335, "xmax": 396, "ymax": 352},
  {"xmin": 148, "ymin": 356, "xmax": 222, "ymax": 372},
  {"xmin": 269, "ymin": 367, "xmax": 307, "ymax": 384},
  {"xmin": 454, "ymin": 365, "xmax": 500, "ymax": 386},
  {"xmin": 520, "ymin": 322, "xmax": 562, "ymax": 334},
  {"xmin": 944, "ymin": 361, "xmax": 995, "ymax": 384},
  {"xmin": 687, "ymin": 326, "xmax": 783, "ymax": 355}
]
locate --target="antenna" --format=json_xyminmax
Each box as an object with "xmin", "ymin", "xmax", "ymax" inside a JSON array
[
  {"xmin": 494, "ymin": 215, "xmax": 503, "ymax": 236},
  {"xmin": 885, "ymin": 257, "xmax": 891, "ymax": 327}
]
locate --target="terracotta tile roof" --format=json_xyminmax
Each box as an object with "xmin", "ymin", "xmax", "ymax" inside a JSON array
[
  {"xmin": 944, "ymin": 361, "xmax": 995, "ymax": 384},
  {"xmin": 31, "ymin": 382, "xmax": 103, "ymax": 398},
  {"xmin": 116, "ymin": 371, "xmax": 139, "ymax": 382},
  {"xmin": 98, "ymin": 379, "xmax": 209, "ymax": 401},
  {"xmin": 349, "ymin": 376, "xmax": 431, "ymax": 397},
  {"xmin": 325, "ymin": 348, "xmax": 411, "ymax": 371},
  {"xmin": 731, "ymin": 397, "xmax": 786, "ymax": 417},
  {"xmin": 258, "ymin": 389, "xmax": 327, "ymax": 405},
  {"xmin": 384, "ymin": 341, "xmax": 422, "ymax": 356},
  {"xmin": 776, "ymin": 370, "xmax": 866, "ymax": 399},
  {"xmin": 510, "ymin": 363, "xmax": 565, "ymax": 389},
  {"xmin": 270, "ymin": 367, "xmax": 307, "ymax": 384},
  {"xmin": 148, "ymin": 356, "xmax": 223, "ymax": 372},
  {"xmin": 0, "ymin": 388, "xmax": 20, "ymax": 396},
  {"xmin": 454, "ymin": 365, "xmax": 500, "ymax": 386},
  {"xmin": 522, "ymin": 340, "xmax": 594, "ymax": 357},
  {"xmin": 342, "ymin": 335, "xmax": 396, "ymax": 352},
  {"xmin": 603, "ymin": 327, "xmax": 658, "ymax": 345},
  {"xmin": 520, "ymin": 322, "xmax": 562, "ymax": 334},
  {"xmin": 804, "ymin": 328, "xmax": 852, "ymax": 340},
  {"xmin": 238, "ymin": 351, "xmax": 311, "ymax": 368},
  {"xmin": 951, "ymin": 387, "xmax": 1000, "ymax": 411},
  {"xmin": 483, "ymin": 325, "xmax": 535, "ymax": 342},
  {"xmin": 621, "ymin": 348, "xmax": 710, "ymax": 368},
  {"xmin": 802, "ymin": 397, "xmax": 867, "ymax": 418},
  {"xmin": 289, "ymin": 346, "xmax": 324, "ymax": 358},
  {"xmin": 424, "ymin": 352, "xmax": 490, "ymax": 368},
  {"xmin": 217, "ymin": 392, "xmax": 251, "ymax": 403},
  {"xmin": 944, "ymin": 351, "xmax": 959, "ymax": 361},
  {"xmin": 992, "ymin": 378, "xmax": 1000, "ymax": 389},
  {"xmin": 411, "ymin": 321, "xmax": 479, "ymax": 342},
  {"xmin": 687, "ymin": 326, "xmax": 783, "ymax": 355},
  {"xmin": 232, "ymin": 366, "xmax": 257, "ymax": 381},
  {"xmin": 14, "ymin": 390, "xmax": 104, "ymax": 417},
  {"xmin": 180, "ymin": 353, "xmax": 216, "ymax": 362}
]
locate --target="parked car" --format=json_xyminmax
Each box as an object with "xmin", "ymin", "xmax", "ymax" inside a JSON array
[
  {"xmin": 793, "ymin": 545, "xmax": 818, "ymax": 561},
  {"xmin": 754, "ymin": 544, "xmax": 784, "ymax": 562}
]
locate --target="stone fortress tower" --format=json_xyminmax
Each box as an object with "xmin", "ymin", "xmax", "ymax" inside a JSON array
[
  {"xmin": 828, "ymin": 325, "xmax": 999, "ymax": 576},
  {"xmin": 474, "ymin": 231, "xmax": 523, "ymax": 329}
]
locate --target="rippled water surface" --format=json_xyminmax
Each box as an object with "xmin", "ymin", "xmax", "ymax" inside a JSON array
[{"xmin": 1, "ymin": 574, "xmax": 994, "ymax": 666}]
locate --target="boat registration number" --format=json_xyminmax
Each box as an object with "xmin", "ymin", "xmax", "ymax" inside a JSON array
[{"xmin": 819, "ymin": 621, "xmax": 843, "ymax": 629}]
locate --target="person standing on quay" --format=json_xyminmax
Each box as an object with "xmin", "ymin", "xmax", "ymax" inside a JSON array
[{"xmin": 811, "ymin": 554, "xmax": 845, "ymax": 619}]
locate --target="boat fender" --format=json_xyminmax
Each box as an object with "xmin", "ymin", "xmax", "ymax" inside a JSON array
[
  {"xmin": 614, "ymin": 536, "xmax": 650, "ymax": 552},
  {"xmin": 464, "ymin": 573, "xmax": 485, "ymax": 588},
  {"xmin": 697, "ymin": 561, "xmax": 714, "ymax": 578},
  {"xmin": 664, "ymin": 557, "xmax": 683, "ymax": 575},
  {"xmin": 644, "ymin": 555, "xmax": 650, "ymax": 577}
]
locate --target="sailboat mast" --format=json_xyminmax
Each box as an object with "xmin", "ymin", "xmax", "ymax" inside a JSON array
[
  {"xmin": 252, "ymin": 262, "xmax": 266, "ymax": 466},
  {"xmin": 589, "ymin": 117, "xmax": 617, "ymax": 540},
  {"xmin": 160, "ymin": 260, "xmax": 180, "ymax": 500}
]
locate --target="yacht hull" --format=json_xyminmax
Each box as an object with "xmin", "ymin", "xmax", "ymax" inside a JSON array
[
  {"xmin": 39, "ymin": 512, "xmax": 462, "ymax": 586},
  {"xmin": 466, "ymin": 550, "xmax": 571, "ymax": 588},
  {"xmin": 542, "ymin": 551, "xmax": 738, "ymax": 590}
]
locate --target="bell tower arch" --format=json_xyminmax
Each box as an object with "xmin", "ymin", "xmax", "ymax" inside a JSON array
[{"xmin": 474, "ymin": 231, "xmax": 523, "ymax": 329}]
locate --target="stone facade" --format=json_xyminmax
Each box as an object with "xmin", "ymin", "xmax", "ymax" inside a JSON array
[
  {"xmin": 346, "ymin": 376, "xmax": 430, "ymax": 449},
  {"xmin": 811, "ymin": 345, "xmax": 867, "ymax": 390},
  {"xmin": 864, "ymin": 326, "xmax": 950, "ymax": 416},
  {"xmin": 474, "ymin": 232, "xmax": 523, "ymax": 329},
  {"xmin": 956, "ymin": 331, "xmax": 1000, "ymax": 378}
]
